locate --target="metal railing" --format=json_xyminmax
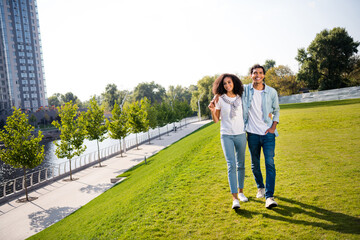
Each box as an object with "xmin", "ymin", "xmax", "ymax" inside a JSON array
[{"xmin": 0, "ymin": 116, "xmax": 205, "ymax": 200}]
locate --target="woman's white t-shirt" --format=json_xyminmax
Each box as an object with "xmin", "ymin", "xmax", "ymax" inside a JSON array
[{"xmin": 215, "ymin": 94, "xmax": 245, "ymax": 135}]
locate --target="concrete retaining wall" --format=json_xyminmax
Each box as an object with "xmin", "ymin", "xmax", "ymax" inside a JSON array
[{"xmin": 279, "ymin": 86, "xmax": 360, "ymax": 104}]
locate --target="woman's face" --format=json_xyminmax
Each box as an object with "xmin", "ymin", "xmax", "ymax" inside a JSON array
[{"xmin": 223, "ymin": 77, "xmax": 234, "ymax": 93}]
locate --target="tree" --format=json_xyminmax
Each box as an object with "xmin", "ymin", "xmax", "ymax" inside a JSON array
[
  {"xmin": 127, "ymin": 100, "xmax": 148, "ymax": 149},
  {"xmin": 265, "ymin": 65, "xmax": 305, "ymax": 96},
  {"xmin": 29, "ymin": 113, "xmax": 37, "ymax": 127},
  {"xmin": 106, "ymin": 101, "xmax": 129, "ymax": 157},
  {"xmin": 155, "ymin": 102, "xmax": 167, "ymax": 139},
  {"xmin": 190, "ymin": 75, "xmax": 216, "ymax": 117},
  {"xmin": 84, "ymin": 97, "xmax": 107, "ymax": 167},
  {"xmin": 101, "ymin": 84, "xmax": 120, "ymax": 111},
  {"xmin": 48, "ymin": 94, "xmax": 61, "ymax": 107},
  {"xmin": 133, "ymin": 81, "xmax": 166, "ymax": 104},
  {"xmin": 0, "ymin": 107, "xmax": 44, "ymax": 201},
  {"xmin": 264, "ymin": 59, "xmax": 276, "ymax": 72},
  {"xmin": 142, "ymin": 97, "xmax": 157, "ymax": 144},
  {"xmin": 296, "ymin": 27, "xmax": 360, "ymax": 90},
  {"xmin": 167, "ymin": 85, "xmax": 192, "ymax": 104},
  {"xmin": 52, "ymin": 101, "xmax": 87, "ymax": 181},
  {"xmin": 61, "ymin": 92, "xmax": 79, "ymax": 104}
]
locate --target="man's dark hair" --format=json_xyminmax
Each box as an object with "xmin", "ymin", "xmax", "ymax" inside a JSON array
[
  {"xmin": 212, "ymin": 73, "xmax": 244, "ymax": 97},
  {"xmin": 249, "ymin": 64, "xmax": 266, "ymax": 75}
]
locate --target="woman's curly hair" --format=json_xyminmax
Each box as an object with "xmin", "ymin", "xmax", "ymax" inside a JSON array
[{"xmin": 212, "ymin": 73, "xmax": 244, "ymax": 97}]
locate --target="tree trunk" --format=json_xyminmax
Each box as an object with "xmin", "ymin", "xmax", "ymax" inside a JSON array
[
  {"xmin": 148, "ymin": 130, "xmax": 151, "ymax": 144},
  {"xmin": 97, "ymin": 139, "xmax": 102, "ymax": 167},
  {"xmin": 136, "ymin": 133, "xmax": 139, "ymax": 149},
  {"xmin": 69, "ymin": 158, "xmax": 73, "ymax": 181},
  {"xmin": 23, "ymin": 166, "xmax": 29, "ymax": 201},
  {"xmin": 158, "ymin": 127, "xmax": 161, "ymax": 140},
  {"xmin": 167, "ymin": 125, "xmax": 169, "ymax": 136},
  {"xmin": 119, "ymin": 139, "xmax": 122, "ymax": 157}
]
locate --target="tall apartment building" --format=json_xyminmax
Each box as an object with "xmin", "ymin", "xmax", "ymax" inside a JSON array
[{"xmin": 0, "ymin": 0, "xmax": 47, "ymax": 112}]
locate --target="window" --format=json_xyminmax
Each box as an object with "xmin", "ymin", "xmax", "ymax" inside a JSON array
[
  {"xmin": 30, "ymin": 80, "xmax": 36, "ymax": 84},
  {"xmin": 30, "ymin": 87, "xmax": 36, "ymax": 91},
  {"xmin": 21, "ymin": 72, "xmax": 27, "ymax": 77},
  {"xmin": 32, "ymin": 101, "xmax": 38, "ymax": 108},
  {"xmin": 31, "ymin": 93, "xmax": 37, "ymax": 98},
  {"xmin": 29, "ymin": 73, "xmax": 35, "ymax": 78},
  {"xmin": 22, "ymin": 80, "xmax": 28, "ymax": 84},
  {"xmin": 26, "ymin": 52, "xmax": 33, "ymax": 57},
  {"xmin": 23, "ymin": 94, "xmax": 30, "ymax": 99},
  {"xmin": 20, "ymin": 66, "xmax": 26, "ymax": 71},
  {"xmin": 23, "ymin": 86, "xmax": 29, "ymax": 91},
  {"xmin": 19, "ymin": 59, "xmax": 26, "ymax": 64},
  {"xmin": 24, "ymin": 100, "xmax": 30, "ymax": 108}
]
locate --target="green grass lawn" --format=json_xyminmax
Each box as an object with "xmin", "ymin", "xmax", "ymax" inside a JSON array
[{"xmin": 29, "ymin": 99, "xmax": 360, "ymax": 240}]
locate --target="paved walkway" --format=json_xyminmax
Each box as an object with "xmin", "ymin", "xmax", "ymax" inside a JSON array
[{"xmin": 0, "ymin": 120, "xmax": 211, "ymax": 240}]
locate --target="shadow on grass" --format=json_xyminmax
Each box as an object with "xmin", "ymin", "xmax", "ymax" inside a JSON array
[{"xmin": 237, "ymin": 197, "xmax": 360, "ymax": 235}]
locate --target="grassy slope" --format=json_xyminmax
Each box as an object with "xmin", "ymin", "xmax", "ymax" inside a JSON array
[{"xmin": 30, "ymin": 99, "xmax": 360, "ymax": 240}]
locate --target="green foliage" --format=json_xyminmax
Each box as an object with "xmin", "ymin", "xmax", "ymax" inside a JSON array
[
  {"xmin": 52, "ymin": 102, "xmax": 87, "ymax": 179},
  {"xmin": 265, "ymin": 65, "xmax": 305, "ymax": 96},
  {"xmin": 101, "ymin": 84, "xmax": 121, "ymax": 111},
  {"xmin": 106, "ymin": 101, "xmax": 129, "ymax": 141},
  {"xmin": 61, "ymin": 92, "xmax": 79, "ymax": 104},
  {"xmin": 84, "ymin": 98, "xmax": 107, "ymax": 142},
  {"xmin": 85, "ymin": 98, "xmax": 107, "ymax": 166},
  {"xmin": 167, "ymin": 85, "xmax": 193, "ymax": 104},
  {"xmin": 0, "ymin": 108, "xmax": 44, "ymax": 200},
  {"xmin": 190, "ymin": 75, "xmax": 216, "ymax": 116},
  {"xmin": 29, "ymin": 99, "xmax": 360, "ymax": 239},
  {"xmin": 48, "ymin": 94, "xmax": 61, "ymax": 107},
  {"xmin": 296, "ymin": 27, "xmax": 360, "ymax": 90},
  {"xmin": 142, "ymin": 97, "xmax": 157, "ymax": 129},
  {"xmin": 132, "ymin": 81, "xmax": 166, "ymax": 104},
  {"xmin": 264, "ymin": 59, "xmax": 276, "ymax": 72},
  {"xmin": 28, "ymin": 114, "xmax": 37, "ymax": 127},
  {"xmin": 127, "ymin": 100, "xmax": 148, "ymax": 148},
  {"xmin": 0, "ymin": 107, "xmax": 44, "ymax": 169}
]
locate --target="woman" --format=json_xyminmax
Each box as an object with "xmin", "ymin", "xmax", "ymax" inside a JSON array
[{"xmin": 208, "ymin": 73, "xmax": 248, "ymax": 209}]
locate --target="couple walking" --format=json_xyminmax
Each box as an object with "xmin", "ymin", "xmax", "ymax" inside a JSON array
[{"xmin": 208, "ymin": 64, "xmax": 280, "ymax": 210}]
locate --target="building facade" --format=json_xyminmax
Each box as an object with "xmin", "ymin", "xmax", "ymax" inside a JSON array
[{"xmin": 0, "ymin": 0, "xmax": 47, "ymax": 113}]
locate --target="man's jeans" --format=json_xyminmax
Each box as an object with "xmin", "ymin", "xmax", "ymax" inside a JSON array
[
  {"xmin": 247, "ymin": 132, "xmax": 276, "ymax": 198},
  {"xmin": 220, "ymin": 134, "xmax": 246, "ymax": 194}
]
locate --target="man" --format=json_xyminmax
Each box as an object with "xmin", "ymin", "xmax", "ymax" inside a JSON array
[{"xmin": 243, "ymin": 64, "xmax": 280, "ymax": 209}]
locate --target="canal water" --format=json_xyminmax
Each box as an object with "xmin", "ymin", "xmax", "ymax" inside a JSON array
[{"xmin": 0, "ymin": 136, "xmax": 123, "ymax": 182}]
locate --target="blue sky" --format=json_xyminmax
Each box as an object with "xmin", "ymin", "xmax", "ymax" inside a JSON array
[{"xmin": 37, "ymin": 0, "xmax": 360, "ymax": 101}]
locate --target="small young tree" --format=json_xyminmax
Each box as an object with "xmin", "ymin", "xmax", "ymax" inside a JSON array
[
  {"xmin": 142, "ymin": 97, "xmax": 157, "ymax": 144},
  {"xmin": 84, "ymin": 97, "xmax": 107, "ymax": 167},
  {"xmin": 106, "ymin": 101, "xmax": 129, "ymax": 157},
  {"xmin": 52, "ymin": 101, "xmax": 87, "ymax": 181},
  {"xmin": 127, "ymin": 100, "xmax": 148, "ymax": 149},
  {"xmin": 0, "ymin": 107, "xmax": 44, "ymax": 201},
  {"xmin": 155, "ymin": 102, "xmax": 167, "ymax": 139}
]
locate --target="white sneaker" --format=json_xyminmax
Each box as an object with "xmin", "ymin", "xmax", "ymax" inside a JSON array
[
  {"xmin": 232, "ymin": 199, "xmax": 240, "ymax": 209},
  {"xmin": 256, "ymin": 188, "xmax": 265, "ymax": 198},
  {"xmin": 238, "ymin": 193, "xmax": 248, "ymax": 202},
  {"xmin": 265, "ymin": 197, "xmax": 278, "ymax": 209}
]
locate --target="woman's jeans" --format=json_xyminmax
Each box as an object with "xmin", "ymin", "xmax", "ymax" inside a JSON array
[
  {"xmin": 247, "ymin": 132, "xmax": 276, "ymax": 199},
  {"xmin": 220, "ymin": 134, "xmax": 246, "ymax": 194}
]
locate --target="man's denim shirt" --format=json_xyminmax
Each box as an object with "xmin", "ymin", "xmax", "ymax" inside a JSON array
[{"xmin": 242, "ymin": 83, "xmax": 280, "ymax": 136}]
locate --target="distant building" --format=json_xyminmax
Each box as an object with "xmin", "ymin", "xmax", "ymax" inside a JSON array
[{"xmin": 0, "ymin": 0, "xmax": 47, "ymax": 113}]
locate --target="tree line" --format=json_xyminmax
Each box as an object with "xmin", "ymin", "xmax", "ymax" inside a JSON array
[
  {"xmin": 0, "ymin": 95, "xmax": 193, "ymax": 201},
  {"xmin": 47, "ymin": 27, "xmax": 359, "ymax": 120}
]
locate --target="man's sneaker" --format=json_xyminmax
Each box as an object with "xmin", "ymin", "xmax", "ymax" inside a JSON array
[
  {"xmin": 265, "ymin": 197, "xmax": 278, "ymax": 209},
  {"xmin": 232, "ymin": 199, "xmax": 240, "ymax": 209},
  {"xmin": 256, "ymin": 188, "xmax": 265, "ymax": 198},
  {"xmin": 238, "ymin": 193, "xmax": 248, "ymax": 202}
]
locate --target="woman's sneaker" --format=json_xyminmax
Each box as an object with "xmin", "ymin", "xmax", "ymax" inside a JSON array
[
  {"xmin": 232, "ymin": 199, "xmax": 240, "ymax": 209},
  {"xmin": 238, "ymin": 193, "xmax": 248, "ymax": 202}
]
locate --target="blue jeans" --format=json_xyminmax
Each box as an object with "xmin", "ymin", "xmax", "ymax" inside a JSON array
[
  {"xmin": 247, "ymin": 132, "xmax": 276, "ymax": 199},
  {"xmin": 220, "ymin": 134, "xmax": 247, "ymax": 194}
]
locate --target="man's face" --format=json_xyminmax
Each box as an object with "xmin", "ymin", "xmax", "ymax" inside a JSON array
[{"xmin": 251, "ymin": 68, "xmax": 265, "ymax": 84}]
